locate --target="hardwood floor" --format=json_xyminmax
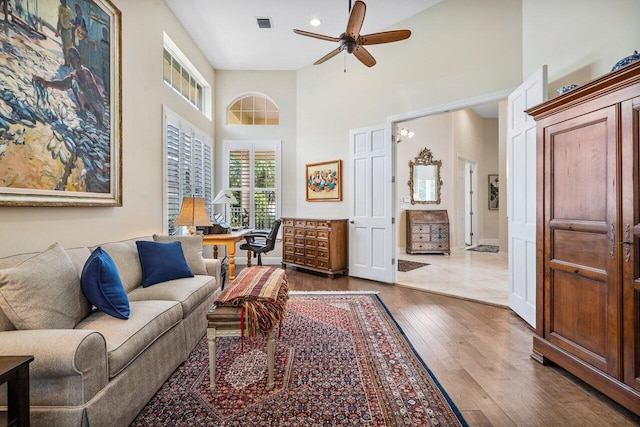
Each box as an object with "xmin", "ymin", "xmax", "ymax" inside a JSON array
[{"xmin": 284, "ymin": 268, "xmax": 640, "ymax": 426}]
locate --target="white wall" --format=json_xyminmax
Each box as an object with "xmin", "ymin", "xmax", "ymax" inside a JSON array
[
  {"xmin": 296, "ymin": 0, "xmax": 523, "ymax": 219},
  {"xmin": 0, "ymin": 0, "xmax": 215, "ymax": 257},
  {"xmin": 523, "ymin": 0, "xmax": 640, "ymax": 94}
]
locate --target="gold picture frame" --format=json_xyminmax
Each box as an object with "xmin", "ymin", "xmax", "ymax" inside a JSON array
[
  {"xmin": 0, "ymin": 0, "xmax": 122, "ymax": 206},
  {"xmin": 306, "ymin": 159, "xmax": 342, "ymax": 202}
]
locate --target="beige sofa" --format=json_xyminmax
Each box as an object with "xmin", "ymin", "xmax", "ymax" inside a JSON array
[{"xmin": 0, "ymin": 235, "xmax": 222, "ymax": 427}]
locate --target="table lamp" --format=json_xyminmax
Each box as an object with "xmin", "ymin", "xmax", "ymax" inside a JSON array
[
  {"xmin": 174, "ymin": 196, "xmax": 213, "ymax": 235},
  {"xmin": 212, "ymin": 189, "xmax": 238, "ymax": 228}
]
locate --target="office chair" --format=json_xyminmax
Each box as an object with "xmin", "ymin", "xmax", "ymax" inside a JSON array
[{"xmin": 240, "ymin": 219, "xmax": 282, "ymax": 266}]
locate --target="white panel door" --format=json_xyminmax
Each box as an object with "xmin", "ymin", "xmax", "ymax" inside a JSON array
[
  {"xmin": 349, "ymin": 124, "xmax": 394, "ymax": 283},
  {"xmin": 507, "ymin": 66, "xmax": 547, "ymax": 327}
]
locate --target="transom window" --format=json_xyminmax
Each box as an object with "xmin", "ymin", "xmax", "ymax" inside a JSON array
[
  {"xmin": 162, "ymin": 33, "xmax": 211, "ymax": 118},
  {"xmin": 227, "ymin": 93, "xmax": 279, "ymax": 125}
]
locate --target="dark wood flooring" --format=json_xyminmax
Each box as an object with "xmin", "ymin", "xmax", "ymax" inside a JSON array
[{"xmin": 284, "ymin": 268, "xmax": 640, "ymax": 426}]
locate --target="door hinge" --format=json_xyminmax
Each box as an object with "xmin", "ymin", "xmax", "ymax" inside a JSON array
[
  {"xmin": 392, "ymin": 217, "xmax": 395, "ymax": 224},
  {"xmin": 392, "ymin": 176, "xmax": 395, "ymax": 183},
  {"xmin": 392, "ymin": 258, "xmax": 395, "ymax": 265}
]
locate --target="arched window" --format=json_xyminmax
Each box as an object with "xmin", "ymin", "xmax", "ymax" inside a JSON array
[{"xmin": 227, "ymin": 93, "xmax": 279, "ymax": 125}]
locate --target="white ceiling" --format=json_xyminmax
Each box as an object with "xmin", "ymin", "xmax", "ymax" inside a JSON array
[{"xmin": 164, "ymin": 0, "xmax": 443, "ymax": 70}]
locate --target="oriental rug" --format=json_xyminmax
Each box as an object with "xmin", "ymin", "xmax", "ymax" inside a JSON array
[
  {"xmin": 398, "ymin": 259, "xmax": 430, "ymax": 272},
  {"xmin": 131, "ymin": 292, "xmax": 466, "ymax": 426}
]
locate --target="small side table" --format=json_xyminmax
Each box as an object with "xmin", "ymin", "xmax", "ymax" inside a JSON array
[{"xmin": 0, "ymin": 355, "xmax": 34, "ymax": 427}]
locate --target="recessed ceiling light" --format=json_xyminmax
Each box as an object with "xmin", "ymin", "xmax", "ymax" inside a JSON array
[{"xmin": 310, "ymin": 18, "xmax": 321, "ymax": 27}]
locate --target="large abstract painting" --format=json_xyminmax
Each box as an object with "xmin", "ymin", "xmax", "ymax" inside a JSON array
[{"xmin": 0, "ymin": 0, "xmax": 121, "ymax": 206}]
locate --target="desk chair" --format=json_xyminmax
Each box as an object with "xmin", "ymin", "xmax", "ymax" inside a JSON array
[{"xmin": 239, "ymin": 219, "xmax": 281, "ymax": 266}]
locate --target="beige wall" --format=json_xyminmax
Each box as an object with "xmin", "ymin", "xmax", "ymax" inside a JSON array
[
  {"xmin": 213, "ymin": 70, "xmax": 297, "ymax": 264},
  {"xmin": 396, "ymin": 109, "xmax": 499, "ymax": 250},
  {"xmin": 498, "ymin": 100, "xmax": 508, "ymax": 252},
  {"xmin": 4, "ymin": 0, "xmax": 637, "ymax": 259},
  {"xmin": 523, "ymin": 0, "xmax": 640, "ymax": 94},
  {"xmin": 0, "ymin": 0, "xmax": 215, "ymax": 257},
  {"xmin": 481, "ymin": 118, "xmax": 499, "ymax": 242},
  {"xmin": 397, "ymin": 114, "xmax": 453, "ymax": 248},
  {"xmin": 213, "ymin": 70, "xmax": 297, "ymax": 217}
]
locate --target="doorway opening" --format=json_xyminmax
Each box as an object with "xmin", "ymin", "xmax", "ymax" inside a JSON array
[{"xmin": 391, "ymin": 91, "xmax": 509, "ymax": 306}]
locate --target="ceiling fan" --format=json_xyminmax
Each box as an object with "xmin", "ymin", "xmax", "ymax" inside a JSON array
[{"xmin": 293, "ymin": 0, "xmax": 411, "ymax": 67}]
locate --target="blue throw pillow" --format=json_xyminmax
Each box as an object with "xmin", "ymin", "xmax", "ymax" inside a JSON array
[
  {"xmin": 136, "ymin": 241, "xmax": 194, "ymax": 287},
  {"xmin": 81, "ymin": 247, "xmax": 130, "ymax": 319}
]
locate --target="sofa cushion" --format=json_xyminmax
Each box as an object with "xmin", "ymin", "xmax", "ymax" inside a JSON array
[
  {"xmin": 0, "ymin": 243, "xmax": 91, "ymax": 330},
  {"xmin": 75, "ymin": 300, "xmax": 182, "ymax": 378},
  {"xmin": 136, "ymin": 241, "xmax": 194, "ymax": 287},
  {"xmin": 128, "ymin": 275, "xmax": 216, "ymax": 318},
  {"xmin": 97, "ymin": 237, "xmax": 152, "ymax": 293},
  {"xmin": 81, "ymin": 247, "xmax": 130, "ymax": 319},
  {"xmin": 153, "ymin": 234, "xmax": 207, "ymax": 275}
]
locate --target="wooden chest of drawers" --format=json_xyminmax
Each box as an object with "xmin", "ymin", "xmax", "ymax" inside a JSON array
[
  {"xmin": 281, "ymin": 218, "xmax": 348, "ymax": 278},
  {"xmin": 406, "ymin": 210, "xmax": 450, "ymax": 255}
]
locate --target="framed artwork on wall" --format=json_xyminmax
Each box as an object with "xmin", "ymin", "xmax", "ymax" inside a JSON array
[
  {"xmin": 0, "ymin": 0, "xmax": 122, "ymax": 206},
  {"xmin": 488, "ymin": 174, "xmax": 499, "ymax": 210},
  {"xmin": 306, "ymin": 159, "xmax": 342, "ymax": 202}
]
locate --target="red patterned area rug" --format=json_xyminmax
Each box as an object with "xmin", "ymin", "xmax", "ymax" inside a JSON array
[{"xmin": 131, "ymin": 292, "xmax": 466, "ymax": 426}]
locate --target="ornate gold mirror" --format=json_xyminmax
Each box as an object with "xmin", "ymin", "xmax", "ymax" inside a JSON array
[{"xmin": 408, "ymin": 148, "xmax": 442, "ymax": 204}]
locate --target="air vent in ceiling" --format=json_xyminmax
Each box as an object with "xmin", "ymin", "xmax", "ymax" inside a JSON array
[{"xmin": 256, "ymin": 17, "xmax": 272, "ymax": 29}]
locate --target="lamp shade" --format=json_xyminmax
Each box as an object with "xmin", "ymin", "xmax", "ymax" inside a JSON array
[
  {"xmin": 212, "ymin": 189, "xmax": 238, "ymax": 205},
  {"xmin": 174, "ymin": 197, "xmax": 213, "ymax": 227}
]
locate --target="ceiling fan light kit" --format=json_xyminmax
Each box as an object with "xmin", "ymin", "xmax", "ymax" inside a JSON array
[{"xmin": 293, "ymin": 0, "xmax": 411, "ymax": 68}]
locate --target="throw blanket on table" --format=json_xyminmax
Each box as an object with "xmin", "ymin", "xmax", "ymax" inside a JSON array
[{"xmin": 215, "ymin": 266, "xmax": 289, "ymax": 340}]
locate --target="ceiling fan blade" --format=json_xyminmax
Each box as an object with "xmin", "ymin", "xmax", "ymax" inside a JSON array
[
  {"xmin": 293, "ymin": 29, "xmax": 340, "ymax": 42},
  {"xmin": 346, "ymin": 0, "xmax": 366, "ymax": 38},
  {"xmin": 360, "ymin": 30, "xmax": 411, "ymax": 45},
  {"xmin": 314, "ymin": 47, "xmax": 343, "ymax": 65},
  {"xmin": 353, "ymin": 45, "xmax": 376, "ymax": 67}
]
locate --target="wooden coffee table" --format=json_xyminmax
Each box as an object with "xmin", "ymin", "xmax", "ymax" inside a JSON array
[{"xmin": 0, "ymin": 355, "xmax": 34, "ymax": 427}]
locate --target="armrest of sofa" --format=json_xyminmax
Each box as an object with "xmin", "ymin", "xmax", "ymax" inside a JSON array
[
  {"xmin": 0, "ymin": 329, "xmax": 108, "ymax": 405},
  {"xmin": 204, "ymin": 258, "xmax": 222, "ymax": 288}
]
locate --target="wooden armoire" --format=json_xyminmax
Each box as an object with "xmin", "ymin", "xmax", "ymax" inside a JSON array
[{"xmin": 526, "ymin": 60, "xmax": 640, "ymax": 415}]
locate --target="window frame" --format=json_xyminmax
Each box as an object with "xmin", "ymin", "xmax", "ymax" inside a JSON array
[
  {"xmin": 163, "ymin": 32, "xmax": 211, "ymax": 120},
  {"xmin": 222, "ymin": 140, "xmax": 281, "ymax": 231},
  {"xmin": 163, "ymin": 106, "xmax": 214, "ymax": 235},
  {"xmin": 226, "ymin": 92, "xmax": 279, "ymax": 126}
]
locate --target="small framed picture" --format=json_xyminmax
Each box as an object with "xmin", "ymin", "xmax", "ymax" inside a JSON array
[
  {"xmin": 488, "ymin": 174, "xmax": 499, "ymax": 210},
  {"xmin": 306, "ymin": 160, "xmax": 342, "ymax": 202}
]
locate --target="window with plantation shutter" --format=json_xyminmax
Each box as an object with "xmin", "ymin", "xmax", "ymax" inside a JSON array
[
  {"xmin": 163, "ymin": 106, "xmax": 213, "ymax": 235},
  {"xmin": 223, "ymin": 141, "xmax": 280, "ymax": 231}
]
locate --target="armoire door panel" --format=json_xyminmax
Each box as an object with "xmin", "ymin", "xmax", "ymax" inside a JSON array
[
  {"xmin": 544, "ymin": 104, "xmax": 620, "ymax": 378},
  {"xmin": 552, "ymin": 228, "xmax": 609, "ymax": 271},
  {"xmin": 549, "ymin": 114, "xmax": 611, "ymax": 222},
  {"xmin": 549, "ymin": 270, "xmax": 608, "ymax": 371}
]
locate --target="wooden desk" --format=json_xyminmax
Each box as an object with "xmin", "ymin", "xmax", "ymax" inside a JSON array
[
  {"xmin": 203, "ymin": 229, "xmax": 252, "ymax": 281},
  {"xmin": 0, "ymin": 355, "xmax": 34, "ymax": 427}
]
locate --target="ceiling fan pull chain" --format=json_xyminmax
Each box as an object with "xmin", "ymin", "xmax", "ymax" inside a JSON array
[{"xmin": 344, "ymin": 51, "xmax": 347, "ymax": 73}]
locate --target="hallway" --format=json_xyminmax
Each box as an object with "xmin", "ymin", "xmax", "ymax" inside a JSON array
[{"xmin": 396, "ymin": 248, "xmax": 508, "ymax": 307}]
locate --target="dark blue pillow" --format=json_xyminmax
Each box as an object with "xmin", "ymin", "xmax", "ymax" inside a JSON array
[
  {"xmin": 81, "ymin": 247, "xmax": 130, "ymax": 319},
  {"xmin": 136, "ymin": 241, "xmax": 194, "ymax": 287}
]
